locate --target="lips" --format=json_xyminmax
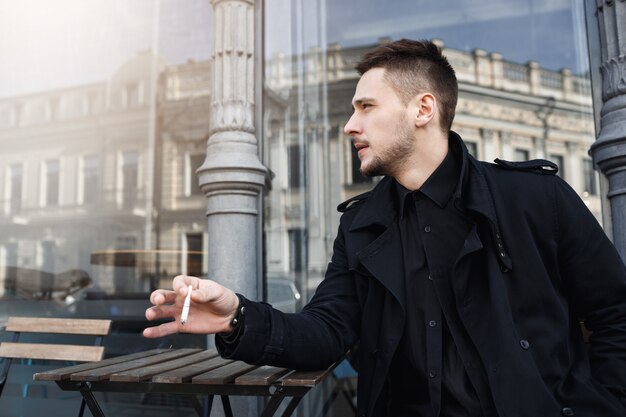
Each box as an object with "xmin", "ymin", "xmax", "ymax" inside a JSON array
[
  {"xmin": 354, "ymin": 142, "xmax": 369, "ymax": 157},
  {"xmin": 354, "ymin": 142, "xmax": 369, "ymax": 151}
]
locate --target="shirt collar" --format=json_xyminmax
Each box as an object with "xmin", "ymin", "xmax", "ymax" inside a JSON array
[{"xmin": 394, "ymin": 136, "xmax": 462, "ymax": 218}]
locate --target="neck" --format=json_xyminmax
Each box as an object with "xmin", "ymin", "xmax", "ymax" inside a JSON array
[{"xmin": 393, "ymin": 130, "xmax": 449, "ymax": 191}]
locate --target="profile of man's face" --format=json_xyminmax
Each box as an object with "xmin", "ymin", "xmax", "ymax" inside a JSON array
[{"xmin": 344, "ymin": 68, "xmax": 416, "ymax": 178}]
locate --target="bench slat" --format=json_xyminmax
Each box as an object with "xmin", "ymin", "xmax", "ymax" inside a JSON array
[
  {"xmin": 0, "ymin": 342, "xmax": 104, "ymax": 362},
  {"xmin": 6, "ymin": 317, "xmax": 111, "ymax": 336},
  {"xmin": 70, "ymin": 348, "xmax": 202, "ymax": 382},
  {"xmin": 234, "ymin": 366, "xmax": 290, "ymax": 386},
  {"xmin": 34, "ymin": 349, "xmax": 169, "ymax": 381},
  {"xmin": 152, "ymin": 355, "xmax": 233, "ymax": 383},
  {"xmin": 192, "ymin": 361, "xmax": 257, "ymax": 385},
  {"xmin": 110, "ymin": 349, "xmax": 219, "ymax": 382}
]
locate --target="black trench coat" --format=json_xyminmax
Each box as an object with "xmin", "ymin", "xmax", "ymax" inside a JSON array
[{"xmin": 218, "ymin": 132, "xmax": 626, "ymax": 417}]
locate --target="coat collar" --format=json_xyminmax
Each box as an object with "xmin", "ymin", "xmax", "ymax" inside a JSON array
[{"xmin": 345, "ymin": 131, "xmax": 513, "ymax": 271}]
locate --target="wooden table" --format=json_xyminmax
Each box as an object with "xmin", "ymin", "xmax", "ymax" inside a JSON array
[{"xmin": 33, "ymin": 348, "xmax": 336, "ymax": 417}]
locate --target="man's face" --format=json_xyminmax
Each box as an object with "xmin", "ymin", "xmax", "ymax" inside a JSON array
[{"xmin": 344, "ymin": 68, "xmax": 415, "ymax": 178}]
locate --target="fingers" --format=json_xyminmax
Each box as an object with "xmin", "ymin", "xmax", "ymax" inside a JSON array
[
  {"xmin": 145, "ymin": 304, "xmax": 177, "ymax": 321},
  {"xmin": 172, "ymin": 275, "xmax": 199, "ymax": 293},
  {"xmin": 149, "ymin": 289, "xmax": 177, "ymax": 306},
  {"xmin": 143, "ymin": 321, "xmax": 179, "ymax": 339}
]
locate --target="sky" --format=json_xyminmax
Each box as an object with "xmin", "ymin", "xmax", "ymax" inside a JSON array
[
  {"xmin": 266, "ymin": 0, "xmax": 590, "ymax": 74},
  {"xmin": 0, "ymin": 0, "xmax": 212, "ymax": 98},
  {"xmin": 0, "ymin": 0, "xmax": 590, "ymax": 98}
]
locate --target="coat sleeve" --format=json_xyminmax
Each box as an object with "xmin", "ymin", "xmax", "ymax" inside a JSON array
[
  {"xmin": 216, "ymin": 219, "xmax": 362, "ymax": 370},
  {"xmin": 554, "ymin": 177, "xmax": 626, "ymax": 405}
]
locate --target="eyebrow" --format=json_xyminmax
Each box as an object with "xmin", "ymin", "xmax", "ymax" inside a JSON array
[{"xmin": 352, "ymin": 97, "xmax": 376, "ymax": 108}]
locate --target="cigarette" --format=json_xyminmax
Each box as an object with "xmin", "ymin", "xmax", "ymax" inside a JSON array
[{"xmin": 181, "ymin": 285, "xmax": 192, "ymax": 325}]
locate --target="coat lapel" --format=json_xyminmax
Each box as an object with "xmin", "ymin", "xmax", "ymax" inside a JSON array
[{"xmin": 347, "ymin": 177, "xmax": 407, "ymax": 311}]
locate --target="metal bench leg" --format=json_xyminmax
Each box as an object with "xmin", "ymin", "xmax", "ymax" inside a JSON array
[{"xmin": 78, "ymin": 382, "xmax": 106, "ymax": 417}]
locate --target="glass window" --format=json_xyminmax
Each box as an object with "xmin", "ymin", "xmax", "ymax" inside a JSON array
[
  {"xmin": 120, "ymin": 150, "xmax": 139, "ymax": 209},
  {"xmin": 80, "ymin": 155, "xmax": 100, "ymax": 205},
  {"xmin": 514, "ymin": 149, "xmax": 530, "ymax": 161},
  {"xmin": 584, "ymin": 158, "xmax": 598, "ymax": 196},
  {"xmin": 262, "ymin": 3, "xmax": 598, "ymax": 413},
  {"xmin": 43, "ymin": 159, "xmax": 60, "ymax": 207},
  {"xmin": 0, "ymin": 3, "xmax": 214, "ymax": 400},
  {"xmin": 185, "ymin": 153, "xmax": 205, "ymax": 196},
  {"xmin": 549, "ymin": 153, "xmax": 565, "ymax": 179},
  {"xmin": 6, "ymin": 163, "xmax": 23, "ymax": 214}
]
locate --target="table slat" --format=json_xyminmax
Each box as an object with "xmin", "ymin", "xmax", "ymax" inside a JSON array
[
  {"xmin": 34, "ymin": 349, "xmax": 169, "ymax": 381},
  {"xmin": 110, "ymin": 349, "xmax": 219, "ymax": 382},
  {"xmin": 70, "ymin": 348, "xmax": 202, "ymax": 381},
  {"xmin": 281, "ymin": 367, "xmax": 335, "ymax": 387},
  {"xmin": 153, "ymin": 355, "xmax": 233, "ymax": 384},
  {"xmin": 192, "ymin": 361, "xmax": 258, "ymax": 385},
  {"xmin": 234, "ymin": 366, "xmax": 290, "ymax": 386}
]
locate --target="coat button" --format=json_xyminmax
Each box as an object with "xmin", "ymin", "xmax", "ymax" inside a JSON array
[
  {"xmin": 519, "ymin": 339, "xmax": 530, "ymax": 350},
  {"xmin": 561, "ymin": 407, "xmax": 574, "ymax": 416},
  {"xmin": 372, "ymin": 349, "xmax": 379, "ymax": 358},
  {"xmin": 428, "ymin": 320, "xmax": 437, "ymax": 328},
  {"xmin": 429, "ymin": 371, "xmax": 437, "ymax": 378},
  {"xmin": 424, "ymin": 226, "xmax": 432, "ymax": 233}
]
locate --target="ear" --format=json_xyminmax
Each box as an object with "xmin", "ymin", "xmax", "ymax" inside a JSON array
[{"xmin": 412, "ymin": 93, "xmax": 436, "ymax": 128}]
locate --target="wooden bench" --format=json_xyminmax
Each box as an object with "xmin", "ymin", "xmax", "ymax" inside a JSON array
[{"xmin": 0, "ymin": 316, "xmax": 112, "ymax": 417}]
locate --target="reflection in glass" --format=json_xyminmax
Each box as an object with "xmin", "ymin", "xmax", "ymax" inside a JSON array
[{"xmin": 263, "ymin": 0, "xmax": 598, "ymax": 320}]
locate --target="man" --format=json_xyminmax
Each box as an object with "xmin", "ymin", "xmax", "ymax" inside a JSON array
[{"xmin": 144, "ymin": 39, "xmax": 626, "ymax": 416}]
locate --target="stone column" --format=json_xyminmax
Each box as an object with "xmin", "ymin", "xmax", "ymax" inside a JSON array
[{"xmin": 588, "ymin": 0, "xmax": 626, "ymax": 261}]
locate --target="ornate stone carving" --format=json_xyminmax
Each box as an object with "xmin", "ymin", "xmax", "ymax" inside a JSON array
[
  {"xmin": 600, "ymin": 56, "xmax": 626, "ymax": 100},
  {"xmin": 210, "ymin": 0, "xmax": 256, "ymax": 135}
]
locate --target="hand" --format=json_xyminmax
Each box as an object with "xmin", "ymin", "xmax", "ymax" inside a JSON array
[{"xmin": 143, "ymin": 275, "xmax": 240, "ymax": 338}]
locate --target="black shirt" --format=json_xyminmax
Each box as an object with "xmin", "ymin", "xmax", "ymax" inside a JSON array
[{"xmin": 388, "ymin": 141, "xmax": 495, "ymax": 417}]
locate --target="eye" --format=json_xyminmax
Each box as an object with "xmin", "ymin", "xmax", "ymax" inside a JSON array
[{"xmin": 361, "ymin": 103, "xmax": 372, "ymax": 109}]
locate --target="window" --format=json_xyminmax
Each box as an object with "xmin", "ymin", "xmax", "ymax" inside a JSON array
[
  {"xmin": 185, "ymin": 153, "xmax": 205, "ymax": 196},
  {"xmin": 584, "ymin": 158, "xmax": 598, "ymax": 196},
  {"xmin": 121, "ymin": 150, "xmax": 139, "ymax": 209},
  {"xmin": 125, "ymin": 83, "xmax": 141, "ymax": 108},
  {"xmin": 48, "ymin": 97, "xmax": 61, "ymax": 121},
  {"xmin": 549, "ymin": 154, "xmax": 565, "ymax": 179},
  {"xmin": 287, "ymin": 145, "xmax": 305, "ymax": 189},
  {"xmin": 7, "ymin": 163, "xmax": 23, "ymax": 214},
  {"xmin": 81, "ymin": 155, "xmax": 100, "ymax": 204},
  {"xmin": 513, "ymin": 149, "xmax": 530, "ymax": 161},
  {"xmin": 184, "ymin": 233, "xmax": 203, "ymax": 277},
  {"xmin": 43, "ymin": 159, "xmax": 60, "ymax": 207},
  {"xmin": 466, "ymin": 142, "xmax": 478, "ymax": 159}
]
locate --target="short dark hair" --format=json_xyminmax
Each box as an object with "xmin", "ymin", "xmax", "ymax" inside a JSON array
[{"xmin": 355, "ymin": 39, "xmax": 458, "ymax": 132}]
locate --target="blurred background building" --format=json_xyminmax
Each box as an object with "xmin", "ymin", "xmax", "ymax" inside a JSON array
[{"xmin": 0, "ymin": 0, "xmax": 624, "ymax": 415}]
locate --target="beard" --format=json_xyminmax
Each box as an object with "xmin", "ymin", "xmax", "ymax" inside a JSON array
[{"xmin": 360, "ymin": 117, "xmax": 414, "ymax": 178}]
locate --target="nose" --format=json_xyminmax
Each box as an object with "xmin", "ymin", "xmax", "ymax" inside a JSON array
[{"xmin": 344, "ymin": 112, "xmax": 361, "ymax": 136}]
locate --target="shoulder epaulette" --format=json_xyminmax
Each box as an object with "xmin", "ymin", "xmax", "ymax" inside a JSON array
[
  {"xmin": 337, "ymin": 191, "xmax": 370, "ymax": 212},
  {"xmin": 494, "ymin": 158, "xmax": 558, "ymax": 175}
]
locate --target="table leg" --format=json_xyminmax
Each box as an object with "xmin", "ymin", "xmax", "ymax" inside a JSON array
[
  {"xmin": 260, "ymin": 395, "xmax": 286, "ymax": 417},
  {"xmin": 78, "ymin": 382, "xmax": 106, "ymax": 417},
  {"xmin": 220, "ymin": 395, "xmax": 234, "ymax": 417},
  {"xmin": 280, "ymin": 397, "xmax": 303, "ymax": 417},
  {"xmin": 204, "ymin": 395, "xmax": 214, "ymax": 417}
]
